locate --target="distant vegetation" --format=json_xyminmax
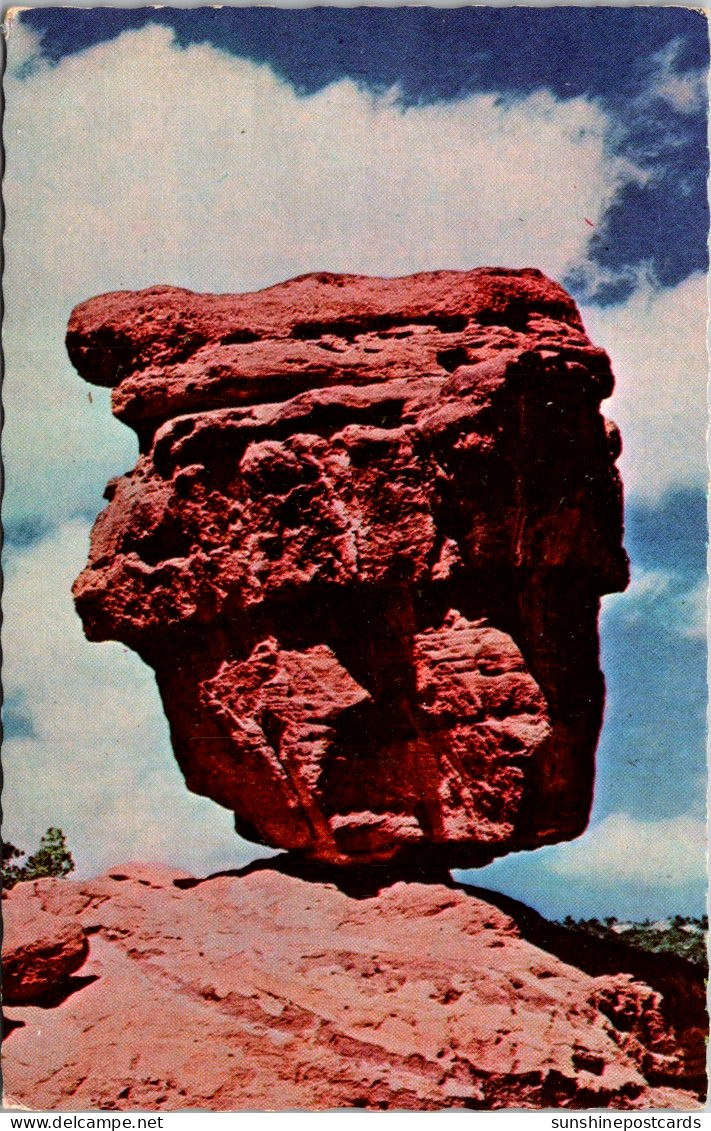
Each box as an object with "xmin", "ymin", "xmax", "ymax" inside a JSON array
[
  {"xmin": 2, "ymin": 827, "xmax": 75, "ymax": 890},
  {"xmin": 557, "ymin": 914, "xmax": 708, "ymax": 967}
]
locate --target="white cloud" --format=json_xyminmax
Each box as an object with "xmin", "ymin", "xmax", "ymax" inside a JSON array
[
  {"xmin": 601, "ymin": 563, "xmax": 707, "ymax": 640},
  {"xmin": 2, "ymin": 522, "xmax": 273, "ymax": 877},
  {"xmin": 679, "ymin": 575, "xmax": 709, "ymax": 640},
  {"xmin": 4, "ymin": 24, "xmax": 636, "ymax": 296},
  {"xmin": 643, "ymin": 39, "xmax": 707, "ymax": 115},
  {"xmin": 548, "ymin": 812, "xmax": 706, "ymax": 887},
  {"xmin": 3, "ymin": 23, "xmax": 645, "ymax": 525},
  {"xmin": 3, "ymin": 15, "xmax": 43, "ymax": 77},
  {"xmin": 582, "ymin": 272, "xmax": 708, "ymax": 500},
  {"xmin": 653, "ymin": 72, "xmax": 707, "ymax": 115}
]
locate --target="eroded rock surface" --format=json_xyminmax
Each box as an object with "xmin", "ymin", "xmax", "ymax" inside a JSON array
[
  {"xmin": 68, "ymin": 269, "xmax": 628, "ymax": 866},
  {"xmin": 1, "ymin": 884, "xmax": 89, "ymax": 1004},
  {"xmin": 1, "ymin": 866, "xmax": 704, "ymax": 1111}
]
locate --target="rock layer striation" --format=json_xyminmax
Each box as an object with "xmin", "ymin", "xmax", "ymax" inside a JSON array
[{"xmin": 68, "ymin": 269, "xmax": 628, "ymax": 866}]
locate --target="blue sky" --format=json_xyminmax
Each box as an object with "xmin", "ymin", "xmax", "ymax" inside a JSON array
[{"xmin": 3, "ymin": 7, "xmax": 708, "ymax": 919}]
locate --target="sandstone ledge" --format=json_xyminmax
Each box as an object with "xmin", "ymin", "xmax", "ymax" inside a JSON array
[{"xmin": 2, "ymin": 865, "xmax": 705, "ymax": 1111}]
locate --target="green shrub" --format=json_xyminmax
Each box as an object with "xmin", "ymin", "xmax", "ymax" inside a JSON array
[{"xmin": 2, "ymin": 827, "xmax": 75, "ymax": 890}]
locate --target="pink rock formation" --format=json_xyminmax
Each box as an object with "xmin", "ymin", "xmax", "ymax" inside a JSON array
[
  {"xmin": 67, "ymin": 269, "xmax": 628, "ymax": 866},
  {"xmin": 1, "ymin": 866, "xmax": 704, "ymax": 1110},
  {"xmin": 2, "ymin": 885, "xmax": 88, "ymax": 1004}
]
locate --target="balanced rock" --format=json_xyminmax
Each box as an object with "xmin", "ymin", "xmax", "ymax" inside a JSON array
[
  {"xmin": 1, "ymin": 866, "xmax": 704, "ymax": 1111},
  {"xmin": 68, "ymin": 269, "xmax": 628, "ymax": 866}
]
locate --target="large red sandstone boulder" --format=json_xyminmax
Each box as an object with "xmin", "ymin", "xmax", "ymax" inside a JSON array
[
  {"xmin": 67, "ymin": 269, "xmax": 628, "ymax": 866},
  {"xmin": 2, "ymin": 882, "xmax": 89, "ymax": 1004},
  {"xmin": 1, "ymin": 866, "xmax": 704, "ymax": 1111}
]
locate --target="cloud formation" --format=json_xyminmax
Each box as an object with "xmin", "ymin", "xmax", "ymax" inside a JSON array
[
  {"xmin": 644, "ymin": 37, "xmax": 707, "ymax": 115},
  {"xmin": 601, "ymin": 562, "xmax": 707, "ymax": 640},
  {"xmin": 548, "ymin": 812, "xmax": 706, "ymax": 888},
  {"xmin": 582, "ymin": 273, "xmax": 708, "ymax": 499},
  {"xmin": 464, "ymin": 808, "xmax": 707, "ymax": 920},
  {"xmin": 4, "ymin": 22, "xmax": 637, "ymax": 297}
]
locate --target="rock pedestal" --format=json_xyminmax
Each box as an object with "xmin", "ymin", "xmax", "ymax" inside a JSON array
[
  {"xmin": 68, "ymin": 268, "xmax": 628, "ymax": 866},
  {"xmin": 1, "ymin": 867, "xmax": 704, "ymax": 1111}
]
